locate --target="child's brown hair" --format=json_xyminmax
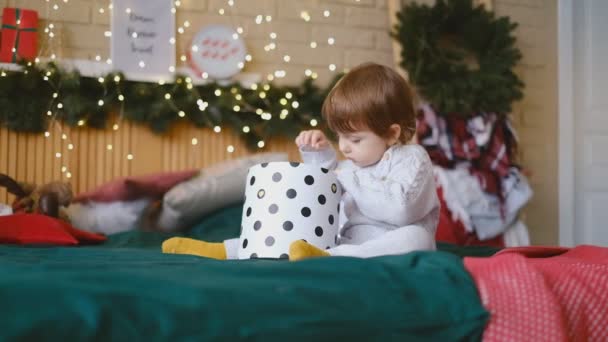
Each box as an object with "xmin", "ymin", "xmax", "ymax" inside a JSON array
[{"xmin": 322, "ymin": 62, "xmax": 417, "ymax": 143}]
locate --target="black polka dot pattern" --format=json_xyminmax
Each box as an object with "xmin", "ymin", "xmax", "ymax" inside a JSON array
[
  {"xmin": 305, "ymin": 175, "xmax": 314, "ymax": 185},
  {"xmin": 272, "ymin": 172, "xmax": 282, "ymax": 182},
  {"xmin": 315, "ymin": 226, "xmax": 323, "ymax": 237},
  {"xmin": 265, "ymin": 236, "xmax": 275, "ymax": 246},
  {"xmin": 301, "ymin": 207, "xmax": 311, "ymax": 217},
  {"xmin": 246, "ymin": 207, "xmax": 252, "ymax": 217},
  {"xmin": 318, "ymin": 194, "xmax": 326, "ymax": 205},
  {"xmin": 283, "ymin": 221, "xmax": 294, "ymax": 231},
  {"xmin": 261, "ymin": 163, "xmax": 268, "ymax": 168},
  {"xmin": 290, "ymin": 162, "xmax": 300, "ymax": 167},
  {"xmin": 250, "ymin": 253, "xmax": 258, "ymax": 259},
  {"xmin": 286, "ymin": 189, "xmax": 297, "ymax": 199},
  {"xmin": 242, "ymin": 239, "xmax": 248, "ymax": 248},
  {"xmin": 321, "ymin": 168, "xmax": 329, "ymax": 173},
  {"xmin": 250, "ymin": 176, "xmax": 256, "ymax": 185},
  {"xmin": 279, "ymin": 253, "xmax": 289, "ymax": 259},
  {"xmin": 269, "ymin": 204, "xmax": 279, "ymax": 214},
  {"xmin": 328, "ymin": 215, "xmax": 334, "ymax": 224},
  {"xmin": 254, "ymin": 221, "xmax": 262, "ymax": 231}
]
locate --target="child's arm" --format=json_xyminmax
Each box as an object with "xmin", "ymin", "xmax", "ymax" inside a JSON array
[{"xmin": 340, "ymin": 145, "xmax": 438, "ymax": 227}]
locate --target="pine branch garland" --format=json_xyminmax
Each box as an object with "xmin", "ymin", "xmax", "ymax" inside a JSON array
[{"xmin": 0, "ymin": 61, "xmax": 338, "ymax": 150}]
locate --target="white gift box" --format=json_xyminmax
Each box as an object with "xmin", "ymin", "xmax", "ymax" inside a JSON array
[{"xmin": 238, "ymin": 162, "xmax": 342, "ymax": 259}]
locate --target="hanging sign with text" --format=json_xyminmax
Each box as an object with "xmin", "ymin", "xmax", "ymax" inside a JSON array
[{"xmin": 111, "ymin": 0, "xmax": 175, "ymax": 81}]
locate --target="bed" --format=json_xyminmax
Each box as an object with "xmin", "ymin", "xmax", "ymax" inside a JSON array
[{"xmin": 1, "ymin": 203, "xmax": 606, "ymax": 341}]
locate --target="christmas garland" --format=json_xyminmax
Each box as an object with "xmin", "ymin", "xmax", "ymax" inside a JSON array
[
  {"xmin": 0, "ymin": 61, "xmax": 337, "ymax": 150},
  {"xmin": 393, "ymin": 0, "xmax": 524, "ymax": 117}
]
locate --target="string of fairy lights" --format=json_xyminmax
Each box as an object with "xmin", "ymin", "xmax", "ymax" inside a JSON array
[{"xmin": 20, "ymin": 0, "xmax": 360, "ymax": 179}]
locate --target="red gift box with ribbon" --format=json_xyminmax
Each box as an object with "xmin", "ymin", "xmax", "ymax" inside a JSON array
[{"xmin": 0, "ymin": 8, "xmax": 39, "ymax": 63}]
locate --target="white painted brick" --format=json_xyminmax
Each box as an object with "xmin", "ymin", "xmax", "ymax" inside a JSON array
[
  {"xmin": 209, "ymin": 0, "xmax": 275, "ymax": 16},
  {"xmin": 248, "ymin": 40, "xmax": 343, "ymax": 67},
  {"xmin": 345, "ymin": 6, "xmax": 389, "ymax": 29},
  {"xmin": 312, "ymin": 26, "xmax": 374, "ymax": 48},
  {"xmin": 521, "ymin": 87, "xmax": 552, "ymax": 108},
  {"xmin": 518, "ymin": 126, "xmax": 553, "ymax": 147},
  {"xmin": 64, "ymin": 23, "xmax": 109, "ymax": 49},
  {"xmin": 509, "ymin": 102, "xmax": 523, "ymax": 126},
  {"xmin": 377, "ymin": 0, "xmax": 388, "ymax": 9},
  {"xmin": 516, "ymin": 26, "xmax": 545, "ymax": 47},
  {"xmin": 323, "ymin": 0, "xmax": 375, "ymax": 7},
  {"xmin": 519, "ymin": 65, "xmax": 550, "ymax": 92},
  {"xmin": 497, "ymin": 0, "xmax": 544, "ymax": 8},
  {"xmin": 519, "ymin": 102, "xmax": 547, "ymax": 128},
  {"xmin": 375, "ymin": 29, "xmax": 394, "ymax": 50},
  {"xmin": 278, "ymin": 1, "xmax": 345, "ymax": 25},
  {"xmin": 495, "ymin": 3, "xmax": 546, "ymax": 28},
  {"xmin": 175, "ymin": 13, "xmax": 234, "ymax": 30},
  {"xmin": 13, "ymin": 0, "xmax": 92, "ymax": 24},
  {"xmin": 178, "ymin": 0, "xmax": 208, "ymax": 12},
  {"xmin": 242, "ymin": 21, "xmax": 309, "ymax": 43},
  {"xmin": 62, "ymin": 47, "xmax": 108, "ymax": 61},
  {"xmin": 519, "ymin": 46, "xmax": 546, "ymax": 67},
  {"xmin": 345, "ymin": 49, "xmax": 394, "ymax": 68},
  {"xmin": 91, "ymin": 0, "xmax": 110, "ymax": 25},
  {"xmin": 248, "ymin": 63, "xmax": 337, "ymax": 87}
]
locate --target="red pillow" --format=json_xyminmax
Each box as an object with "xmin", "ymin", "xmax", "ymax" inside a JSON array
[
  {"xmin": 0, "ymin": 214, "xmax": 106, "ymax": 246},
  {"xmin": 73, "ymin": 169, "xmax": 199, "ymax": 203}
]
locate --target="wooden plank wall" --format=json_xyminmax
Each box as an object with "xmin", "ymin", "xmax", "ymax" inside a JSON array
[{"xmin": 0, "ymin": 123, "xmax": 300, "ymax": 204}]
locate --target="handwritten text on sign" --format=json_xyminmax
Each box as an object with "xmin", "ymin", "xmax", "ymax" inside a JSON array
[{"xmin": 111, "ymin": 0, "xmax": 175, "ymax": 81}]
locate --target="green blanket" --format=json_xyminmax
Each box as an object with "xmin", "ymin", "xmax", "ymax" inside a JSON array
[{"xmin": 0, "ymin": 204, "xmax": 490, "ymax": 341}]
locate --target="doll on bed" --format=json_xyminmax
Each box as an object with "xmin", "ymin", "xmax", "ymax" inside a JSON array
[{"xmin": 162, "ymin": 62, "xmax": 440, "ymax": 260}]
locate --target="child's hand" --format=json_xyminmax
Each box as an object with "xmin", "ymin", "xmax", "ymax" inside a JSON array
[{"xmin": 295, "ymin": 130, "xmax": 330, "ymax": 150}]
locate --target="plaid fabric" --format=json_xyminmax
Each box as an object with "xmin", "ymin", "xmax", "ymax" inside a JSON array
[{"xmin": 416, "ymin": 105, "xmax": 517, "ymax": 198}]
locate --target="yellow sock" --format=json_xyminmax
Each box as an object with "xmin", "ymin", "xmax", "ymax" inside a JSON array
[
  {"xmin": 289, "ymin": 240, "xmax": 330, "ymax": 261},
  {"xmin": 162, "ymin": 237, "xmax": 227, "ymax": 260}
]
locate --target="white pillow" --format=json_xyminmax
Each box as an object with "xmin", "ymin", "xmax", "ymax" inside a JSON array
[
  {"xmin": 66, "ymin": 198, "xmax": 151, "ymax": 235},
  {"xmin": 158, "ymin": 152, "xmax": 288, "ymax": 231},
  {"xmin": 0, "ymin": 203, "xmax": 12, "ymax": 216}
]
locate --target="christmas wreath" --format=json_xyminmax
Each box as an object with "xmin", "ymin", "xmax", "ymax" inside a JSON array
[{"xmin": 393, "ymin": 0, "xmax": 524, "ymax": 117}]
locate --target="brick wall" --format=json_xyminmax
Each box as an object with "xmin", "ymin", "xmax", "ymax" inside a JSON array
[{"xmin": 1, "ymin": 0, "xmax": 396, "ymax": 86}]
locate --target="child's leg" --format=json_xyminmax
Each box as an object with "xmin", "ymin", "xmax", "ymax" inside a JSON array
[
  {"xmin": 329, "ymin": 225, "xmax": 435, "ymax": 257},
  {"xmin": 162, "ymin": 237, "xmax": 240, "ymax": 260},
  {"xmin": 289, "ymin": 225, "xmax": 435, "ymax": 260},
  {"xmin": 223, "ymin": 238, "xmax": 240, "ymax": 259}
]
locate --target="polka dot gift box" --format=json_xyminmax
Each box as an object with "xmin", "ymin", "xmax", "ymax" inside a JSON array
[{"xmin": 239, "ymin": 162, "xmax": 342, "ymax": 259}]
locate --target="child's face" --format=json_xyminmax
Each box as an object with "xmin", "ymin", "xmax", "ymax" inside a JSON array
[{"xmin": 337, "ymin": 129, "xmax": 391, "ymax": 167}]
